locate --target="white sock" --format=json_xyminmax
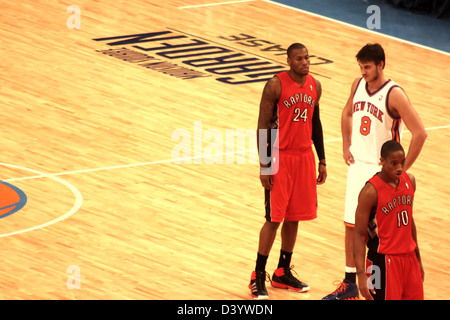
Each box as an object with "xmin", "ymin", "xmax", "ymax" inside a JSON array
[{"xmin": 345, "ymin": 266, "xmax": 357, "ymax": 273}]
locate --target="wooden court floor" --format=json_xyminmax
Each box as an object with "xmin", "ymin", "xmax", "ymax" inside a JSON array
[{"xmin": 1, "ymin": 0, "xmax": 449, "ymax": 300}]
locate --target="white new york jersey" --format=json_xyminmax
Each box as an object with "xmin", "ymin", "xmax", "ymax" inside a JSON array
[{"xmin": 350, "ymin": 77, "xmax": 404, "ymax": 164}]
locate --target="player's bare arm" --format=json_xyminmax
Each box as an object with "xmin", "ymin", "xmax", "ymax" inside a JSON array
[
  {"xmin": 407, "ymin": 172, "xmax": 425, "ymax": 281},
  {"xmin": 257, "ymin": 76, "xmax": 280, "ymax": 190},
  {"xmin": 411, "ymin": 215, "xmax": 425, "ymax": 281},
  {"xmin": 407, "ymin": 172, "xmax": 416, "ymax": 191},
  {"xmin": 341, "ymin": 77, "xmax": 361, "ymax": 165},
  {"xmin": 354, "ymin": 182, "xmax": 378, "ymax": 300},
  {"xmin": 315, "ymin": 79, "xmax": 322, "ymax": 105},
  {"xmin": 389, "ymin": 88, "xmax": 427, "ymax": 171}
]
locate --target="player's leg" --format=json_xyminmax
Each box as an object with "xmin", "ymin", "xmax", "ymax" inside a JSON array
[
  {"xmin": 280, "ymin": 219, "xmax": 298, "ymax": 254},
  {"xmin": 249, "ymin": 220, "xmax": 280, "ymax": 300},
  {"xmin": 271, "ymin": 151, "xmax": 314, "ymax": 293},
  {"xmin": 383, "ymin": 254, "xmax": 403, "ymax": 300},
  {"xmin": 341, "ymin": 165, "xmax": 361, "ymax": 290},
  {"xmin": 322, "ymin": 163, "xmax": 362, "ymax": 300},
  {"xmin": 345, "ymin": 224, "xmax": 357, "ymax": 280},
  {"xmin": 258, "ymin": 220, "xmax": 281, "ymax": 256},
  {"xmin": 271, "ymin": 220, "xmax": 310, "ymax": 292},
  {"xmin": 322, "ymin": 182, "xmax": 359, "ymax": 298},
  {"xmin": 250, "ymin": 162, "xmax": 289, "ymax": 300},
  {"xmin": 402, "ymin": 252, "xmax": 424, "ymax": 300}
]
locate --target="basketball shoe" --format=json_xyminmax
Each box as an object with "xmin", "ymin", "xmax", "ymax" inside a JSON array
[
  {"xmin": 271, "ymin": 266, "xmax": 310, "ymax": 292},
  {"xmin": 321, "ymin": 280, "xmax": 360, "ymax": 300},
  {"xmin": 249, "ymin": 270, "xmax": 270, "ymax": 300}
]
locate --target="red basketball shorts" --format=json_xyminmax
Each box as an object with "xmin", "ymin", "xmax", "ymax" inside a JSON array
[
  {"xmin": 366, "ymin": 250, "xmax": 424, "ymax": 300},
  {"xmin": 264, "ymin": 148, "xmax": 317, "ymax": 223}
]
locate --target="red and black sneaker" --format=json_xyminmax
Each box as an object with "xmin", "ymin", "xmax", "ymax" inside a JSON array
[
  {"xmin": 249, "ymin": 270, "xmax": 270, "ymax": 300},
  {"xmin": 271, "ymin": 266, "xmax": 310, "ymax": 293}
]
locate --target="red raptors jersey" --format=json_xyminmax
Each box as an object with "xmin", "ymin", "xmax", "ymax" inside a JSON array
[
  {"xmin": 367, "ymin": 172, "xmax": 416, "ymax": 254},
  {"xmin": 271, "ymin": 72, "xmax": 317, "ymax": 150}
]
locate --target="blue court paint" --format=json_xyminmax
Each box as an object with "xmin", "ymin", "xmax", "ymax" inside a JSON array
[
  {"xmin": 271, "ymin": 0, "xmax": 450, "ymax": 53},
  {"xmin": 0, "ymin": 181, "xmax": 27, "ymax": 219}
]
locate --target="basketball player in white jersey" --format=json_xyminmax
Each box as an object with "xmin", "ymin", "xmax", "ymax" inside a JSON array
[{"xmin": 322, "ymin": 43, "xmax": 427, "ymax": 300}]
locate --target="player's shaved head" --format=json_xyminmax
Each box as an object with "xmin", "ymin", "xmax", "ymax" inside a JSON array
[
  {"xmin": 381, "ymin": 140, "xmax": 404, "ymax": 159},
  {"xmin": 287, "ymin": 43, "xmax": 307, "ymax": 58}
]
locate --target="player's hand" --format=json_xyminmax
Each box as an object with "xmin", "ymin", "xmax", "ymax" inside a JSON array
[
  {"xmin": 260, "ymin": 167, "xmax": 274, "ymax": 190},
  {"xmin": 317, "ymin": 164, "xmax": 327, "ymax": 185},
  {"xmin": 343, "ymin": 148, "xmax": 355, "ymax": 166},
  {"xmin": 358, "ymin": 274, "xmax": 375, "ymax": 300}
]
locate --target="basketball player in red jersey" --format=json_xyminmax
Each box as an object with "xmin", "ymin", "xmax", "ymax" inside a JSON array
[
  {"xmin": 323, "ymin": 43, "xmax": 427, "ymax": 300},
  {"xmin": 354, "ymin": 140, "xmax": 424, "ymax": 300},
  {"xmin": 249, "ymin": 43, "xmax": 327, "ymax": 300}
]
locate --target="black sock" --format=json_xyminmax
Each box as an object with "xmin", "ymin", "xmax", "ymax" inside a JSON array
[
  {"xmin": 277, "ymin": 250, "xmax": 292, "ymax": 269},
  {"xmin": 345, "ymin": 272, "xmax": 357, "ymax": 283},
  {"xmin": 255, "ymin": 253, "xmax": 268, "ymax": 272}
]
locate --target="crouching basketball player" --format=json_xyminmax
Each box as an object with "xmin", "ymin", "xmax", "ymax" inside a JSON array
[{"xmin": 354, "ymin": 140, "xmax": 424, "ymax": 300}]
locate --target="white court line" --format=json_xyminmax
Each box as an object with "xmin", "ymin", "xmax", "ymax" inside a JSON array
[
  {"xmin": 3, "ymin": 137, "xmax": 340, "ymax": 182},
  {"xmin": 0, "ymin": 163, "xmax": 83, "ymax": 238},
  {"xmin": 4, "ymin": 124, "xmax": 449, "ymax": 182},
  {"xmin": 179, "ymin": 0, "xmax": 257, "ymax": 10},
  {"xmin": 262, "ymin": 0, "xmax": 450, "ymax": 57}
]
